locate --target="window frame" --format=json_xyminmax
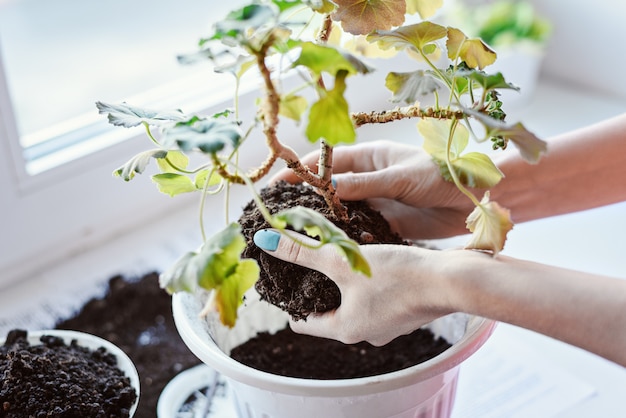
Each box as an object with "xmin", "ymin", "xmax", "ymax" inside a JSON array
[{"xmin": 0, "ymin": 49, "xmax": 201, "ymax": 287}]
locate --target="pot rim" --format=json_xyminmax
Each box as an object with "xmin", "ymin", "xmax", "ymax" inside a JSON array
[
  {"xmin": 172, "ymin": 292, "xmax": 497, "ymax": 397},
  {"xmin": 1, "ymin": 329, "xmax": 140, "ymax": 416}
]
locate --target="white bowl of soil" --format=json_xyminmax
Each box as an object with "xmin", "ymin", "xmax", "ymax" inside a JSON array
[{"xmin": 0, "ymin": 329, "xmax": 140, "ymax": 417}]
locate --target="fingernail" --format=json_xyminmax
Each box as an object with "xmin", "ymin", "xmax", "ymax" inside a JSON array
[
  {"xmin": 253, "ymin": 229, "xmax": 281, "ymax": 251},
  {"xmin": 331, "ymin": 176, "xmax": 337, "ymax": 188}
]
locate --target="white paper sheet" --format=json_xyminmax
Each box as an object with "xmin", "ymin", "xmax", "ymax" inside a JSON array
[{"xmin": 451, "ymin": 326, "xmax": 597, "ymax": 418}]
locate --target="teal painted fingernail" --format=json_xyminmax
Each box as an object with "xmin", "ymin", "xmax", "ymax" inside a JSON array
[
  {"xmin": 331, "ymin": 177, "xmax": 337, "ymax": 188},
  {"xmin": 253, "ymin": 229, "xmax": 280, "ymax": 251}
]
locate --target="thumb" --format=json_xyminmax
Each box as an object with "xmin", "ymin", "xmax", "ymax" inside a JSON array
[{"xmin": 253, "ymin": 229, "xmax": 345, "ymax": 278}]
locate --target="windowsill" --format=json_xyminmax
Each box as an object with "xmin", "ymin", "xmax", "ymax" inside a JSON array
[{"xmin": 1, "ymin": 77, "xmax": 624, "ymax": 416}]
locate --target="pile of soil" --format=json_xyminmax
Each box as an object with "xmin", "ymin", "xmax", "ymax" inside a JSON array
[
  {"xmin": 240, "ymin": 181, "xmax": 408, "ymax": 320},
  {"xmin": 0, "ymin": 329, "xmax": 137, "ymax": 417},
  {"xmin": 55, "ymin": 273, "xmax": 201, "ymax": 418}
]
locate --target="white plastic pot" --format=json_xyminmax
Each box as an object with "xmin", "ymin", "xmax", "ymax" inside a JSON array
[
  {"xmin": 173, "ymin": 291, "xmax": 496, "ymax": 418},
  {"xmin": 1, "ymin": 329, "xmax": 140, "ymax": 417}
]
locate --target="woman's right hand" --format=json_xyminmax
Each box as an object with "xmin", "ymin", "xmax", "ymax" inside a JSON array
[{"xmin": 271, "ymin": 140, "xmax": 475, "ymax": 240}]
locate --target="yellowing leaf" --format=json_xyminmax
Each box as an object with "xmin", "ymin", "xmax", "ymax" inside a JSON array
[
  {"xmin": 385, "ymin": 70, "xmax": 441, "ymax": 104},
  {"xmin": 464, "ymin": 108, "xmax": 548, "ymax": 164},
  {"xmin": 215, "ymin": 260, "xmax": 259, "ymax": 327},
  {"xmin": 492, "ymin": 122, "xmax": 547, "ymax": 164},
  {"xmin": 308, "ymin": 0, "xmax": 335, "ymax": 13},
  {"xmin": 292, "ymin": 41, "xmax": 358, "ymax": 76},
  {"xmin": 447, "ymin": 27, "xmax": 497, "ymax": 69},
  {"xmin": 449, "ymin": 152, "xmax": 504, "ymax": 189},
  {"xmin": 406, "ymin": 0, "xmax": 443, "ymax": 18},
  {"xmin": 419, "ymin": 118, "xmax": 468, "ymax": 160},
  {"xmin": 332, "ymin": 0, "xmax": 406, "ymax": 36},
  {"xmin": 368, "ymin": 21, "xmax": 447, "ymax": 54},
  {"xmin": 280, "ymin": 94, "xmax": 308, "ymax": 121},
  {"xmin": 156, "ymin": 150, "xmax": 189, "ymax": 173},
  {"xmin": 465, "ymin": 192, "xmax": 513, "ymax": 254},
  {"xmin": 419, "ymin": 119, "xmax": 503, "ymax": 188}
]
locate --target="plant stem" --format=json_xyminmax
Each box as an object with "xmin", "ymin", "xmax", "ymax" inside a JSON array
[
  {"xmin": 445, "ymin": 119, "xmax": 482, "ymax": 208},
  {"xmin": 352, "ymin": 106, "xmax": 465, "ymax": 127}
]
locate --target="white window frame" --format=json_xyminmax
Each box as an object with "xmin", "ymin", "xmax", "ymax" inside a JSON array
[{"xmin": 0, "ymin": 52, "xmax": 201, "ymax": 287}]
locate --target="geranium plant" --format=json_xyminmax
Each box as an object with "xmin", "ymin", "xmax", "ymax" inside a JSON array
[{"xmin": 97, "ymin": 0, "xmax": 547, "ymax": 327}]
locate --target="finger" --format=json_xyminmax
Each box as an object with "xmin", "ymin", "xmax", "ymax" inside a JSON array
[
  {"xmin": 289, "ymin": 312, "xmax": 340, "ymax": 340},
  {"xmin": 269, "ymin": 150, "xmax": 322, "ymax": 184},
  {"xmin": 253, "ymin": 229, "xmax": 347, "ymax": 279},
  {"xmin": 332, "ymin": 168, "xmax": 403, "ymax": 201}
]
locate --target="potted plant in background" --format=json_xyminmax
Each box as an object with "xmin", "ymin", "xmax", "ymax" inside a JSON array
[
  {"xmin": 441, "ymin": 0, "xmax": 552, "ymax": 106},
  {"xmin": 97, "ymin": 0, "xmax": 547, "ymax": 417}
]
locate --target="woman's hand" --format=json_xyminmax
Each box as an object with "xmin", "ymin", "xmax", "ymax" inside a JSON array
[
  {"xmin": 271, "ymin": 140, "xmax": 475, "ymax": 240},
  {"xmin": 253, "ymin": 229, "xmax": 457, "ymax": 346},
  {"xmin": 254, "ymin": 228, "xmax": 626, "ymax": 365}
]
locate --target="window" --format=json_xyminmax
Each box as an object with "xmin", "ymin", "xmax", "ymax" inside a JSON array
[{"xmin": 0, "ymin": 0, "xmax": 246, "ymax": 286}]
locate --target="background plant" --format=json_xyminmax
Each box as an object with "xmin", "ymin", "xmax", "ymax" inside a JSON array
[{"xmin": 97, "ymin": 0, "xmax": 547, "ymax": 327}]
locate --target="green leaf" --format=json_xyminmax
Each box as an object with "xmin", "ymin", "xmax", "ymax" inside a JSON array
[
  {"xmin": 113, "ymin": 149, "xmax": 168, "ymax": 181},
  {"xmin": 332, "ymin": 0, "xmax": 406, "ymax": 36},
  {"xmin": 96, "ymin": 101, "xmax": 185, "ymax": 128},
  {"xmin": 152, "ymin": 173, "xmax": 197, "ymax": 196},
  {"xmin": 385, "ymin": 70, "xmax": 441, "ymax": 104},
  {"xmin": 275, "ymin": 206, "xmax": 371, "ymax": 276},
  {"xmin": 292, "ymin": 41, "xmax": 360, "ymax": 76},
  {"xmin": 368, "ymin": 21, "xmax": 447, "ymax": 54},
  {"xmin": 306, "ymin": 71, "xmax": 356, "ymax": 145},
  {"xmin": 162, "ymin": 117, "xmax": 242, "ymax": 154},
  {"xmin": 195, "ymin": 223, "xmax": 250, "ymax": 289},
  {"xmin": 272, "ymin": 0, "xmax": 304, "ymax": 12},
  {"xmin": 158, "ymin": 223, "xmax": 260, "ymax": 327},
  {"xmin": 159, "ymin": 252, "xmax": 199, "ymax": 294},
  {"xmin": 156, "ymin": 150, "xmax": 189, "ymax": 174},
  {"xmin": 214, "ymin": 4, "xmax": 278, "ymax": 38},
  {"xmin": 458, "ymin": 69, "xmax": 519, "ymax": 92}
]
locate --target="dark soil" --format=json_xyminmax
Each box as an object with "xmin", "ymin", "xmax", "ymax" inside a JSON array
[
  {"xmin": 240, "ymin": 181, "xmax": 407, "ymax": 320},
  {"xmin": 231, "ymin": 326, "xmax": 451, "ymax": 379},
  {"xmin": 55, "ymin": 273, "xmax": 201, "ymax": 418},
  {"xmin": 236, "ymin": 181, "xmax": 452, "ymax": 378},
  {"xmin": 0, "ymin": 329, "xmax": 137, "ymax": 418}
]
